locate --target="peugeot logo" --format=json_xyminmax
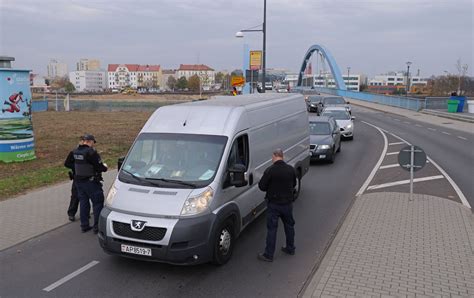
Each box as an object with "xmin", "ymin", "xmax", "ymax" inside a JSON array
[{"xmin": 131, "ymin": 220, "xmax": 147, "ymax": 232}]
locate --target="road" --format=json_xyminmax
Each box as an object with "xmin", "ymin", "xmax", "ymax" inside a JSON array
[
  {"xmin": 1, "ymin": 104, "xmax": 472, "ymax": 297},
  {"xmin": 0, "ymin": 114, "xmax": 382, "ymax": 297}
]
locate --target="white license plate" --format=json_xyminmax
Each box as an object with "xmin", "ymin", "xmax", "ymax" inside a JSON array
[
  {"xmin": 121, "ymin": 244, "xmax": 152, "ymax": 256},
  {"xmin": 319, "ymin": 155, "xmax": 326, "ymax": 159}
]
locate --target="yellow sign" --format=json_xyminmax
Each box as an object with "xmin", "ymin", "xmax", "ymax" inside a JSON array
[
  {"xmin": 250, "ymin": 51, "xmax": 262, "ymax": 70},
  {"xmin": 231, "ymin": 76, "xmax": 245, "ymax": 86}
]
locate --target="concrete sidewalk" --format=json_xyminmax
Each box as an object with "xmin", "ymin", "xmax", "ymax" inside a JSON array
[
  {"xmin": 303, "ymin": 192, "xmax": 474, "ymax": 297},
  {"xmin": 0, "ymin": 171, "xmax": 117, "ymax": 251},
  {"xmin": 348, "ymin": 98, "xmax": 474, "ymax": 135}
]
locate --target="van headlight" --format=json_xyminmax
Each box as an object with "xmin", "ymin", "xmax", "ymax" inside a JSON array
[
  {"xmin": 181, "ymin": 187, "xmax": 214, "ymax": 216},
  {"xmin": 105, "ymin": 184, "xmax": 117, "ymax": 207},
  {"xmin": 319, "ymin": 145, "xmax": 331, "ymax": 149},
  {"xmin": 346, "ymin": 124, "xmax": 352, "ymax": 129}
]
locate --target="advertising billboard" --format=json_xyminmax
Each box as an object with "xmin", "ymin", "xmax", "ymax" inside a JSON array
[
  {"xmin": 0, "ymin": 69, "xmax": 36, "ymax": 162},
  {"xmin": 249, "ymin": 51, "xmax": 262, "ymax": 70}
]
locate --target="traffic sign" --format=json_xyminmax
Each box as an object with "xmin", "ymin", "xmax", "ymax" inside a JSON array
[
  {"xmin": 398, "ymin": 145, "xmax": 426, "ymax": 172},
  {"xmin": 249, "ymin": 51, "xmax": 262, "ymax": 70},
  {"xmin": 231, "ymin": 76, "xmax": 245, "ymax": 87}
]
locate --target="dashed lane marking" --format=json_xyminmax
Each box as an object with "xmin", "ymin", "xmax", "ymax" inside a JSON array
[
  {"xmin": 388, "ymin": 142, "xmax": 405, "ymax": 146},
  {"xmin": 379, "ymin": 160, "xmax": 430, "ymax": 169},
  {"xmin": 403, "ymin": 121, "xmax": 411, "ymax": 124},
  {"xmin": 427, "ymin": 127, "xmax": 437, "ymax": 131},
  {"xmin": 457, "ymin": 136, "xmax": 467, "ymax": 140},
  {"xmin": 367, "ymin": 175, "xmax": 444, "ymax": 190},
  {"xmin": 43, "ymin": 261, "xmax": 100, "ymax": 292},
  {"xmin": 415, "ymin": 124, "xmax": 423, "ymax": 127},
  {"xmin": 386, "ymin": 152, "xmax": 399, "ymax": 156},
  {"xmin": 442, "ymin": 131, "xmax": 451, "ymax": 135},
  {"xmin": 393, "ymin": 118, "xmax": 401, "ymax": 121}
]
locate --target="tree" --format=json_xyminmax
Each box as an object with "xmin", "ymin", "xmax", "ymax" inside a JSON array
[
  {"xmin": 49, "ymin": 76, "xmax": 69, "ymax": 92},
  {"xmin": 65, "ymin": 82, "xmax": 75, "ymax": 93},
  {"xmin": 455, "ymin": 59, "xmax": 469, "ymax": 95},
  {"xmin": 187, "ymin": 75, "xmax": 200, "ymax": 92},
  {"xmin": 167, "ymin": 76, "xmax": 177, "ymax": 90},
  {"xmin": 176, "ymin": 76, "xmax": 188, "ymax": 90},
  {"xmin": 215, "ymin": 72, "xmax": 224, "ymax": 84}
]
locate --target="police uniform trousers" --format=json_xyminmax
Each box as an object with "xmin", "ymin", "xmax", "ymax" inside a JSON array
[
  {"xmin": 76, "ymin": 179, "xmax": 104, "ymax": 230},
  {"xmin": 264, "ymin": 202, "xmax": 296, "ymax": 259},
  {"xmin": 67, "ymin": 180, "xmax": 80, "ymax": 217}
]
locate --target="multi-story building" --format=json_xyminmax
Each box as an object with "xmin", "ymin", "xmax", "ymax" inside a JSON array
[
  {"xmin": 177, "ymin": 64, "xmax": 215, "ymax": 87},
  {"xmin": 47, "ymin": 59, "xmax": 68, "ymax": 78},
  {"xmin": 313, "ymin": 73, "xmax": 364, "ymax": 91},
  {"xmin": 76, "ymin": 59, "xmax": 101, "ymax": 71},
  {"xmin": 107, "ymin": 64, "xmax": 162, "ymax": 90},
  {"xmin": 69, "ymin": 70, "xmax": 107, "ymax": 92},
  {"xmin": 161, "ymin": 69, "xmax": 177, "ymax": 90},
  {"xmin": 369, "ymin": 72, "xmax": 428, "ymax": 88}
]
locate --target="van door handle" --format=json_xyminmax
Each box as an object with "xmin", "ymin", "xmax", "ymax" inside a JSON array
[{"xmin": 249, "ymin": 173, "xmax": 254, "ymax": 185}]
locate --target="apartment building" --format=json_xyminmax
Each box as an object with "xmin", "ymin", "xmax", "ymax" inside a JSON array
[
  {"xmin": 107, "ymin": 64, "xmax": 162, "ymax": 89},
  {"xmin": 69, "ymin": 70, "xmax": 107, "ymax": 92}
]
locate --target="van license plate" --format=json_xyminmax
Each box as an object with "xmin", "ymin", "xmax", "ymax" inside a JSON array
[
  {"xmin": 121, "ymin": 244, "xmax": 152, "ymax": 256},
  {"xmin": 319, "ymin": 155, "xmax": 326, "ymax": 159}
]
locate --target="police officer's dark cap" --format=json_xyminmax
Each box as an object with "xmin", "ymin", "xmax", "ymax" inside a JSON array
[{"xmin": 81, "ymin": 134, "xmax": 96, "ymax": 143}]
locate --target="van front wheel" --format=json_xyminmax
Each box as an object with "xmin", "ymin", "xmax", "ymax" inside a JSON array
[
  {"xmin": 212, "ymin": 219, "xmax": 234, "ymax": 265},
  {"xmin": 293, "ymin": 175, "xmax": 301, "ymax": 201}
]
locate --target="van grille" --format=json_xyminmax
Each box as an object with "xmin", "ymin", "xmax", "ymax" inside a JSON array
[{"xmin": 113, "ymin": 221, "xmax": 167, "ymax": 241}]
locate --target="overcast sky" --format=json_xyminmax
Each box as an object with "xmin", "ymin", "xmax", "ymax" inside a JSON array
[{"xmin": 1, "ymin": 0, "xmax": 472, "ymax": 77}]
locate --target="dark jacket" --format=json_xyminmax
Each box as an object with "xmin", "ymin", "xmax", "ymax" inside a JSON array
[
  {"xmin": 64, "ymin": 149, "xmax": 76, "ymax": 180},
  {"xmin": 258, "ymin": 160, "xmax": 296, "ymax": 204},
  {"xmin": 73, "ymin": 145, "xmax": 108, "ymax": 181}
]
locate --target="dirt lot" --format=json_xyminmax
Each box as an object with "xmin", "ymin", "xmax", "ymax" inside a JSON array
[
  {"xmin": 0, "ymin": 111, "xmax": 152, "ymax": 200},
  {"xmin": 32, "ymin": 93, "xmax": 216, "ymax": 102}
]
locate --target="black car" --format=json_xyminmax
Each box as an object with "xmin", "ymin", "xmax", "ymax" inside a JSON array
[
  {"xmin": 306, "ymin": 95, "xmax": 324, "ymax": 114},
  {"xmin": 308, "ymin": 116, "xmax": 341, "ymax": 163}
]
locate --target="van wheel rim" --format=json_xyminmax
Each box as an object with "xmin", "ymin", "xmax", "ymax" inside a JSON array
[{"xmin": 219, "ymin": 228, "xmax": 231, "ymax": 255}]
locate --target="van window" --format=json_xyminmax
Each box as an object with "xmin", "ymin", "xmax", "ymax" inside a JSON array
[{"xmin": 224, "ymin": 135, "xmax": 249, "ymax": 188}]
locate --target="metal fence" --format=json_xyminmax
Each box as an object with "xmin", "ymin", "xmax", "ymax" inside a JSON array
[
  {"xmin": 45, "ymin": 99, "xmax": 185, "ymax": 112},
  {"xmin": 424, "ymin": 97, "xmax": 468, "ymax": 110}
]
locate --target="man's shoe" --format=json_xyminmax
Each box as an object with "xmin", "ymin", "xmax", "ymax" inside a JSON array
[
  {"xmin": 281, "ymin": 247, "xmax": 295, "ymax": 255},
  {"xmin": 68, "ymin": 215, "xmax": 75, "ymax": 222},
  {"xmin": 93, "ymin": 227, "xmax": 99, "ymax": 234},
  {"xmin": 257, "ymin": 253, "xmax": 273, "ymax": 262},
  {"xmin": 81, "ymin": 227, "xmax": 92, "ymax": 233}
]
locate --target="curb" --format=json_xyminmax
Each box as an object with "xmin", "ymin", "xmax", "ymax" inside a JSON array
[{"xmin": 421, "ymin": 109, "xmax": 474, "ymax": 123}]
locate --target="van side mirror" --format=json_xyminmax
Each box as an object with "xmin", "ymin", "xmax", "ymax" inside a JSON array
[
  {"xmin": 118, "ymin": 157, "xmax": 125, "ymax": 170},
  {"xmin": 229, "ymin": 164, "xmax": 248, "ymax": 187},
  {"xmin": 351, "ymin": 116, "xmax": 356, "ymax": 120},
  {"xmin": 346, "ymin": 101, "xmax": 350, "ymax": 104}
]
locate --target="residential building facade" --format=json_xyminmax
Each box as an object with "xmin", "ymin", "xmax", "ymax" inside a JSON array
[
  {"xmin": 107, "ymin": 64, "xmax": 162, "ymax": 90},
  {"xmin": 77, "ymin": 59, "xmax": 101, "ymax": 71},
  {"xmin": 161, "ymin": 69, "xmax": 177, "ymax": 90},
  {"xmin": 177, "ymin": 64, "xmax": 215, "ymax": 87},
  {"xmin": 69, "ymin": 71, "xmax": 107, "ymax": 92},
  {"xmin": 47, "ymin": 59, "xmax": 68, "ymax": 78},
  {"xmin": 313, "ymin": 73, "xmax": 364, "ymax": 91}
]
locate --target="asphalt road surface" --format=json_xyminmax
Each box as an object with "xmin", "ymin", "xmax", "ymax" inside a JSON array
[{"xmin": 0, "ymin": 116, "xmax": 382, "ymax": 298}]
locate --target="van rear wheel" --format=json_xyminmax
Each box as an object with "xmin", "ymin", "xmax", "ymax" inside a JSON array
[
  {"xmin": 212, "ymin": 219, "xmax": 234, "ymax": 265},
  {"xmin": 293, "ymin": 175, "xmax": 301, "ymax": 201}
]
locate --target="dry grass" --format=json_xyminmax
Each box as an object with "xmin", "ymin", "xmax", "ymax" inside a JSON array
[{"xmin": 0, "ymin": 111, "xmax": 152, "ymax": 200}]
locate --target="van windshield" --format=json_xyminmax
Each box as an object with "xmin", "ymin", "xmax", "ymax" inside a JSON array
[{"xmin": 119, "ymin": 133, "xmax": 227, "ymax": 188}]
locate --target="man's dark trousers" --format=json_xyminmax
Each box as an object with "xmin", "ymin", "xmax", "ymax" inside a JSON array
[
  {"xmin": 264, "ymin": 202, "xmax": 295, "ymax": 259},
  {"xmin": 76, "ymin": 179, "xmax": 104, "ymax": 230},
  {"xmin": 67, "ymin": 181, "xmax": 79, "ymax": 217}
]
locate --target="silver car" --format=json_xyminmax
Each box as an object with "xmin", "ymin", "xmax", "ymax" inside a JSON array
[
  {"xmin": 320, "ymin": 96, "xmax": 351, "ymax": 114},
  {"xmin": 321, "ymin": 107, "xmax": 355, "ymax": 140}
]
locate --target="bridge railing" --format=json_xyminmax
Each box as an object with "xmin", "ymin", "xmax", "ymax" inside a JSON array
[{"xmin": 314, "ymin": 87, "xmax": 424, "ymax": 111}]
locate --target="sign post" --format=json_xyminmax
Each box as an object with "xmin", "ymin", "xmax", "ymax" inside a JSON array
[{"xmin": 398, "ymin": 145, "xmax": 427, "ymax": 201}]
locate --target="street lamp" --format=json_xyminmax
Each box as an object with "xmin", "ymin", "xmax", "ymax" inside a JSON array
[
  {"xmin": 347, "ymin": 67, "xmax": 351, "ymax": 90},
  {"xmin": 406, "ymin": 61, "xmax": 412, "ymax": 97},
  {"xmin": 235, "ymin": 0, "xmax": 266, "ymax": 93}
]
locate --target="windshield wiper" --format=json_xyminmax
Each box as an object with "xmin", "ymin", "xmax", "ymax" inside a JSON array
[
  {"xmin": 121, "ymin": 169, "xmax": 162, "ymax": 187},
  {"xmin": 145, "ymin": 177, "xmax": 197, "ymax": 188}
]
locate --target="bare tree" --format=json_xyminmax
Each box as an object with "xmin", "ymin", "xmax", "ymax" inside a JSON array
[{"xmin": 455, "ymin": 59, "xmax": 469, "ymax": 95}]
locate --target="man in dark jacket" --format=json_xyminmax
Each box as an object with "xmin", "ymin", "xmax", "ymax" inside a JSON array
[
  {"xmin": 73, "ymin": 134, "xmax": 108, "ymax": 233},
  {"xmin": 64, "ymin": 137, "xmax": 88, "ymax": 222},
  {"xmin": 257, "ymin": 149, "xmax": 297, "ymax": 262}
]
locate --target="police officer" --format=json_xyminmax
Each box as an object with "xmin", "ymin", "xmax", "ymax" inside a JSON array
[
  {"xmin": 64, "ymin": 137, "xmax": 89, "ymax": 222},
  {"xmin": 73, "ymin": 134, "xmax": 108, "ymax": 233},
  {"xmin": 257, "ymin": 149, "xmax": 297, "ymax": 262}
]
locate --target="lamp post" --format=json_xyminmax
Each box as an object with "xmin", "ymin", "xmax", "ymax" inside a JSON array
[
  {"xmin": 347, "ymin": 67, "xmax": 351, "ymax": 90},
  {"xmin": 235, "ymin": 0, "xmax": 266, "ymax": 93},
  {"xmin": 406, "ymin": 61, "xmax": 412, "ymax": 97}
]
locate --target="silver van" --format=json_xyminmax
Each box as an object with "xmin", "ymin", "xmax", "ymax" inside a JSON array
[{"xmin": 98, "ymin": 93, "xmax": 310, "ymax": 265}]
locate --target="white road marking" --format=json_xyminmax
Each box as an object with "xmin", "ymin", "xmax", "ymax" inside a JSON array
[
  {"xmin": 427, "ymin": 127, "xmax": 437, "ymax": 131},
  {"xmin": 442, "ymin": 131, "xmax": 451, "ymax": 135},
  {"xmin": 357, "ymin": 121, "xmax": 388, "ymax": 196},
  {"xmin": 403, "ymin": 121, "xmax": 411, "ymax": 124},
  {"xmin": 367, "ymin": 175, "xmax": 444, "ymax": 190},
  {"xmin": 457, "ymin": 136, "xmax": 467, "ymax": 140},
  {"xmin": 380, "ymin": 160, "xmax": 430, "ymax": 169},
  {"xmin": 388, "ymin": 142, "xmax": 405, "ymax": 146},
  {"xmin": 393, "ymin": 118, "xmax": 401, "ymax": 121},
  {"xmin": 415, "ymin": 124, "xmax": 423, "ymax": 127},
  {"xmin": 386, "ymin": 152, "xmax": 399, "ymax": 156},
  {"xmin": 43, "ymin": 261, "xmax": 100, "ymax": 292},
  {"xmin": 388, "ymin": 131, "xmax": 471, "ymax": 209}
]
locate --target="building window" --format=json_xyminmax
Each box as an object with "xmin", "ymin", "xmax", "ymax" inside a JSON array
[{"xmin": 388, "ymin": 78, "xmax": 395, "ymax": 81}]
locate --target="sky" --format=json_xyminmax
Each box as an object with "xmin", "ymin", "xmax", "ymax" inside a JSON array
[{"xmin": 0, "ymin": 0, "xmax": 473, "ymax": 78}]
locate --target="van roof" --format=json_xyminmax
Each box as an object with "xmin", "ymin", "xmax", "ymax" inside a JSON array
[{"xmin": 141, "ymin": 93, "xmax": 304, "ymax": 136}]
